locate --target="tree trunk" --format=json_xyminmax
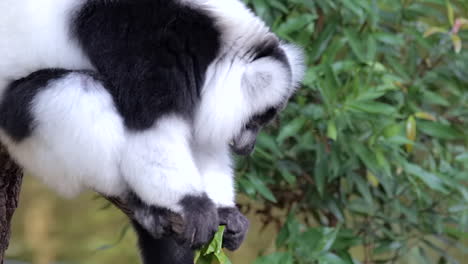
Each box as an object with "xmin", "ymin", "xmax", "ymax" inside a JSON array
[{"xmin": 0, "ymin": 145, "xmax": 23, "ymax": 264}]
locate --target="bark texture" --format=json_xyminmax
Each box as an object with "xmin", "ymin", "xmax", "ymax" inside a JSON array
[{"xmin": 0, "ymin": 145, "xmax": 23, "ymax": 264}]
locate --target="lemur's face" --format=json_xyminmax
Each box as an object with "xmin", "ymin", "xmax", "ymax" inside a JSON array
[
  {"xmin": 230, "ymin": 106, "xmax": 278, "ymax": 155},
  {"xmin": 194, "ymin": 35, "xmax": 304, "ymax": 151},
  {"xmin": 229, "ymin": 39, "xmax": 304, "ymax": 156}
]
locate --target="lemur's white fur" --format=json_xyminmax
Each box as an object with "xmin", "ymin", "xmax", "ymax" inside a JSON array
[
  {"xmin": 0, "ymin": 0, "xmax": 304, "ymax": 212},
  {"xmin": 0, "ymin": 0, "xmax": 92, "ymax": 84},
  {"xmin": 193, "ymin": 144, "xmax": 235, "ymax": 207},
  {"xmin": 121, "ymin": 117, "xmax": 204, "ymax": 212}
]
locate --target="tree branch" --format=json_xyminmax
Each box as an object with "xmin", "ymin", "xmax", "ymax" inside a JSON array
[{"xmin": 0, "ymin": 144, "xmax": 23, "ymax": 264}]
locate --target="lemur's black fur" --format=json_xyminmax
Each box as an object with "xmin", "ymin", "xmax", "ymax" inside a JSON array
[
  {"xmin": 132, "ymin": 221, "xmax": 194, "ymax": 264},
  {"xmin": 0, "ymin": 69, "xmax": 69, "ymax": 141},
  {"xmin": 73, "ymin": 0, "xmax": 221, "ymax": 130}
]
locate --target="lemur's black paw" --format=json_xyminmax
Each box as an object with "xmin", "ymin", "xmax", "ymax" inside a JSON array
[
  {"xmin": 218, "ymin": 207, "xmax": 249, "ymax": 251},
  {"xmin": 176, "ymin": 194, "xmax": 219, "ymax": 249}
]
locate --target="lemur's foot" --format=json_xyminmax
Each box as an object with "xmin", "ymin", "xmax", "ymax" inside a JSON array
[
  {"xmin": 127, "ymin": 192, "xmax": 219, "ymax": 249},
  {"xmin": 175, "ymin": 194, "xmax": 219, "ymax": 249},
  {"xmin": 218, "ymin": 207, "xmax": 249, "ymax": 251}
]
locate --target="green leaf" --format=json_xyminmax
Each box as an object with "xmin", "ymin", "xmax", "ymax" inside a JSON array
[
  {"xmin": 343, "ymin": 28, "xmax": 367, "ymax": 62},
  {"xmin": 352, "ymin": 173, "xmax": 374, "ymax": 205},
  {"xmin": 277, "ymin": 161, "xmax": 297, "ymax": 184},
  {"xmin": 422, "ymin": 90, "xmax": 450, "ymax": 106},
  {"xmin": 446, "ymin": 0, "xmax": 455, "ymax": 25},
  {"xmin": 415, "ymin": 112, "xmax": 437, "ymax": 121},
  {"xmin": 277, "ymin": 116, "xmax": 307, "ymax": 143},
  {"xmin": 254, "ymin": 252, "xmax": 293, "ymax": 264},
  {"xmin": 314, "ymin": 155, "xmax": 328, "ymax": 197},
  {"xmin": 455, "ymin": 153, "xmax": 468, "ymax": 162},
  {"xmin": 327, "ymin": 120, "xmax": 338, "ymax": 140},
  {"xmin": 347, "ymin": 101, "xmax": 396, "ymax": 115},
  {"xmin": 277, "ymin": 14, "xmax": 316, "ymax": 36},
  {"xmin": 310, "ymin": 22, "xmax": 338, "ymax": 61},
  {"xmin": 195, "ymin": 226, "xmax": 231, "ymax": 264},
  {"xmin": 351, "ymin": 141, "xmax": 378, "ymax": 172},
  {"xmin": 374, "ymin": 32, "xmax": 405, "ymax": 45},
  {"xmin": 257, "ymin": 133, "xmax": 283, "ymax": 158},
  {"xmin": 403, "ymin": 163, "xmax": 448, "ymax": 193},
  {"xmin": 247, "ymin": 172, "xmax": 277, "ymax": 203},
  {"xmin": 341, "ymin": 0, "xmax": 364, "ymax": 18},
  {"xmin": 424, "ymin": 27, "xmax": 447, "ymax": 37},
  {"xmin": 314, "ymin": 226, "xmax": 341, "ymax": 253},
  {"xmin": 451, "ymin": 34, "xmax": 462, "ymax": 53},
  {"xmin": 317, "ymin": 253, "xmax": 349, "ymax": 264},
  {"xmin": 366, "ymin": 170, "xmax": 380, "ymax": 187},
  {"xmin": 268, "ymin": 0, "xmax": 288, "ymax": 13},
  {"xmin": 406, "ymin": 115, "xmax": 417, "ymax": 153},
  {"xmin": 418, "ymin": 121, "xmax": 464, "ymax": 140}
]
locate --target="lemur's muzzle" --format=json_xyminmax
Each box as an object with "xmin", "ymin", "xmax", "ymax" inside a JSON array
[{"xmin": 230, "ymin": 127, "xmax": 258, "ymax": 156}]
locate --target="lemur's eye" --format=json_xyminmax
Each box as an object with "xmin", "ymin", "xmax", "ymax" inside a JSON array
[
  {"xmin": 245, "ymin": 123, "xmax": 255, "ymax": 130},
  {"xmin": 253, "ymin": 44, "xmax": 276, "ymax": 61},
  {"xmin": 251, "ymin": 106, "xmax": 278, "ymax": 126},
  {"xmin": 252, "ymin": 36, "xmax": 281, "ymax": 61},
  {"xmin": 264, "ymin": 107, "xmax": 278, "ymax": 118}
]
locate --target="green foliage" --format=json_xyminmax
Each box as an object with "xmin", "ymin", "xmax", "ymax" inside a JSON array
[
  {"xmin": 195, "ymin": 226, "xmax": 232, "ymax": 264},
  {"xmin": 239, "ymin": 0, "xmax": 468, "ymax": 263}
]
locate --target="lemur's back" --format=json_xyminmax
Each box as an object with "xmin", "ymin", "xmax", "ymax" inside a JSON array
[{"xmin": 0, "ymin": 0, "xmax": 92, "ymax": 96}]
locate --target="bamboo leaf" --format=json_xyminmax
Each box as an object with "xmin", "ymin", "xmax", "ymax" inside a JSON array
[
  {"xmin": 451, "ymin": 34, "xmax": 462, "ymax": 53},
  {"xmin": 418, "ymin": 121, "xmax": 464, "ymax": 140},
  {"xmin": 446, "ymin": 0, "xmax": 455, "ymax": 26},
  {"xmin": 327, "ymin": 120, "xmax": 338, "ymax": 141},
  {"xmin": 406, "ymin": 115, "xmax": 417, "ymax": 153},
  {"xmin": 415, "ymin": 112, "xmax": 437, "ymax": 121},
  {"xmin": 367, "ymin": 170, "xmax": 379, "ymax": 187},
  {"xmin": 424, "ymin": 27, "xmax": 447, "ymax": 37}
]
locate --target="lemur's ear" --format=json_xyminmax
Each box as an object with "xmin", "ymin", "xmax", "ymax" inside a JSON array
[
  {"xmin": 280, "ymin": 43, "xmax": 306, "ymax": 89},
  {"xmin": 242, "ymin": 53, "xmax": 290, "ymax": 103},
  {"xmin": 242, "ymin": 41, "xmax": 305, "ymax": 104}
]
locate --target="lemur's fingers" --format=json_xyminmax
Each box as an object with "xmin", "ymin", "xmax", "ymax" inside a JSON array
[
  {"xmin": 218, "ymin": 207, "xmax": 249, "ymax": 251},
  {"xmin": 125, "ymin": 192, "xmax": 219, "ymax": 249}
]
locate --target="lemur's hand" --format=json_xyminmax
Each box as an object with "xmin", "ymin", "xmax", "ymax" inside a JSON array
[
  {"xmin": 218, "ymin": 207, "xmax": 249, "ymax": 251},
  {"xmin": 174, "ymin": 194, "xmax": 219, "ymax": 249},
  {"xmin": 128, "ymin": 193, "xmax": 219, "ymax": 249}
]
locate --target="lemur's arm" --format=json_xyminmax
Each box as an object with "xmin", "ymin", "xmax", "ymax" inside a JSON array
[
  {"xmin": 120, "ymin": 118, "xmax": 219, "ymax": 248},
  {"xmin": 193, "ymin": 145, "xmax": 249, "ymax": 251}
]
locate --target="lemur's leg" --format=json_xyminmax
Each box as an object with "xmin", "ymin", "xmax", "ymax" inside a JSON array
[
  {"xmin": 0, "ymin": 69, "xmax": 127, "ymax": 197},
  {"xmin": 193, "ymin": 144, "xmax": 249, "ymax": 251},
  {"xmin": 120, "ymin": 116, "xmax": 219, "ymax": 249}
]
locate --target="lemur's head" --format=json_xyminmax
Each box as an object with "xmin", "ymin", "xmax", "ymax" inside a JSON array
[
  {"xmin": 195, "ymin": 34, "xmax": 304, "ymax": 154},
  {"xmin": 229, "ymin": 36, "xmax": 304, "ymax": 155}
]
